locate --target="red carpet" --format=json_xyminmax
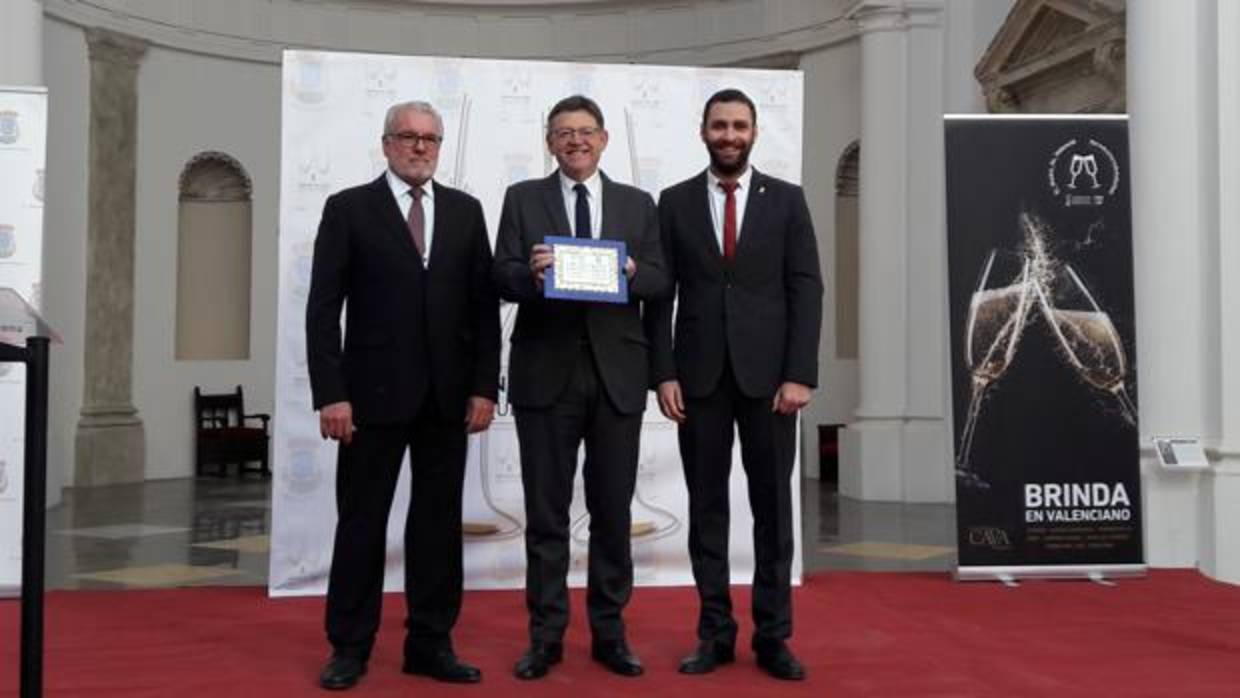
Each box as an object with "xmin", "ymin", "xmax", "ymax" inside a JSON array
[{"xmin": 3, "ymin": 570, "xmax": 1240, "ymax": 696}]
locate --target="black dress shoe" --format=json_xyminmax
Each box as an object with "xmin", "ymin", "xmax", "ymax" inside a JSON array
[
  {"xmin": 678, "ymin": 640, "xmax": 736, "ymax": 674},
  {"xmin": 319, "ymin": 655, "xmax": 366, "ymax": 690},
  {"xmin": 513, "ymin": 642, "xmax": 563, "ymax": 680},
  {"xmin": 754, "ymin": 641, "xmax": 805, "ymax": 681},
  {"xmin": 402, "ymin": 649, "xmax": 482, "ymax": 683},
  {"xmin": 591, "ymin": 640, "xmax": 644, "ymax": 677}
]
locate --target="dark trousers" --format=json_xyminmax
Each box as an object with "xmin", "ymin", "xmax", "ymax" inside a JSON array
[
  {"xmin": 514, "ymin": 345, "xmax": 642, "ymax": 644},
  {"xmin": 324, "ymin": 397, "xmax": 467, "ymax": 661},
  {"xmin": 680, "ymin": 364, "xmax": 796, "ymax": 647}
]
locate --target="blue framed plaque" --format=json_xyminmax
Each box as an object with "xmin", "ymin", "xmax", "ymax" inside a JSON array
[{"xmin": 543, "ymin": 236, "xmax": 628, "ymax": 304}]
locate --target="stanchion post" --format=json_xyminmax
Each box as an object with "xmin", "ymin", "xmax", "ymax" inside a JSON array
[{"xmin": 20, "ymin": 336, "xmax": 50, "ymax": 698}]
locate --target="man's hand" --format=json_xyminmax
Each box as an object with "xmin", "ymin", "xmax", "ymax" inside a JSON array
[
  {"xmin": 530, "ymin": 244, "xmax": 554, "ymax": 290},
  {"xmin": 624, "ymin": 256, "xmax": 637, "ymax": 280},
  {"xmin": 657, "ymin": 380, "xmax": 686, "ymax": 424},
  {"xmin": 465, "ymin": 396, "xmax": 496, "ymax": 434},
  {"xmin": 320, "ymin": 401, "xmax": 355, "ymax": 445},
  {"xmin": 772, "ymin": 382, "xmax": 812, "ymax": 415}
]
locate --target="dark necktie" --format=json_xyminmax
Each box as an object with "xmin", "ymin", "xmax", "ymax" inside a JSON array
[
  {"xmin": 407, "ymin": 186, "xmax": 426, "ymax": 260},
  {"xmin": 574, "ymin": 182, "xmax": 591, "ymax": 240},
  {"xmin": 720, "ymin": 181, "xmax": 738, "ymax": 262}
]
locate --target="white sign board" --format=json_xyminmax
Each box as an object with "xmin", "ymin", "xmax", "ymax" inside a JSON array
[
  {"xmin": 0, "ymin": 86, "xmax": 48, "ymax": 597},
  {"xmin": 271, "ymin": 52, "xmax": 804, "ymax": 596}
]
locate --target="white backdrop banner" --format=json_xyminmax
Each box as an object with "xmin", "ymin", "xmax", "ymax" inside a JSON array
[
  {"xmin": 0, "ymin": 86, "xmax": 48, "ymax": 597},
  {"xmin": 270, "ymin": 51, "xmax": 804, "ymax": 596}
]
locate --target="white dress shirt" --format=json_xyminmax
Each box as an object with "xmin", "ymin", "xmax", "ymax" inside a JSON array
[
  {"xmin": 386, "ymin": 169, "xmax": 436, "ymax": 267},
  {"xmin": 559, "ymin": 169, "xmax": 603, "ymax": 239},
  {"xmin": 706, "ymin": 166, "xmax": 753, "ymax": 253}
]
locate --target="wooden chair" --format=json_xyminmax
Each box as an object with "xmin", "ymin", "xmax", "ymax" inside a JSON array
[{"xmin": 194, "ymin": 385, "xmax": 271, "ymax": 477}]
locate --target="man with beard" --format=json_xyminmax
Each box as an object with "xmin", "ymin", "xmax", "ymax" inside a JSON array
[
  {"xmin": 493, "ymin": 94, "xmax": 668, "ymax": 680},
  {"xmin": 644, "ymin": 88, "xmax": 822, "ymax": 681},
  {"xmin": 307, "ymin": 101, "xmax": 499, "ymax": 690}
]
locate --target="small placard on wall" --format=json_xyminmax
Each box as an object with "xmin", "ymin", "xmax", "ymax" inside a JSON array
[{"xmin": 1152, "ymin": 437, "xmax": 1209, "ymax": 470}]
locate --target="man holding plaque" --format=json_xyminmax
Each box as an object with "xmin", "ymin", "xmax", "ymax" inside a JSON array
[
  {"xmin": 493, "ymin": 95, "xmax": 668, "ymax": 680},
  {"xmin": 306, "ymin": 101, "xmax": 499, "ymax": 690},
  {"xmin": 645, "ymin": 89, "xmax": 823, "ymax": 681}
]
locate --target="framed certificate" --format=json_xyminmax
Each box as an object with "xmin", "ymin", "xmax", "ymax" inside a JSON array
[{"xmin": 543, "ymin": 236, "xmax": 628, "ymax": 304}]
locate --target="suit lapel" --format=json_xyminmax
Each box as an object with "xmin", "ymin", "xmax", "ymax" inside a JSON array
[
  {"xmin": 599, "ymin": 172, "xmax": 623, "ymax": 243},
  {"xmin": 540, "ymin": 172, "xmax": 572, "ymax": 238},
  {"xmin": 427, "ymin": 181, "xmax": 452, "ymax": 269},
  {"xmin": 370, "ymin": 174, "xmax": 421, "ymax": 262},
  {"xmin": 689, "ymin": 170, "xmax": 722, "ymax": 264},
  {"xmin": 737, "ymin": 168, "xmax": 768, "ymax": 258}
]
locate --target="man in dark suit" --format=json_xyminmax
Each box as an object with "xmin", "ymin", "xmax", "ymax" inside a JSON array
[
  {"xmin": 492, "ymin": 95, "xmax": 668, "ymax": 680},
  {"xmin": 306, "ymin": 101, "xmax": 500, "ymax": 690},
  {"xmin": 645, "ymin": 89, "xmax": 823, "ymax": 681}
]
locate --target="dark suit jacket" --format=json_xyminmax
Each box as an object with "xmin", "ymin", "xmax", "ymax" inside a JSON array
[
  {"xmin": 646, "ymin": 169, "xmax": 823, "ymax": 399},
  {"xmin": 492, "ymin": 171, "xmax": 669, "ymax": 415},
  {"xmin": 306, "ymin": 174, "xmax": 500, "ymax": 425}
]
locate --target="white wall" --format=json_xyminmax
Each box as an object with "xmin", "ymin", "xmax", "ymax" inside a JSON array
[
  {"xmin": 131, "ymin": 46, "xmax": 280, "ymax": 479},
  {"xmin": 943, "ymin": 0, "xmax": 1016, "ymax": 113},
  {"xmin": 799, "ymin": 40, "xmax": 863, "ymax": 479},
  {"xmin": 42, "ymin": 17, "xmax": 89, "ymax": 500}
]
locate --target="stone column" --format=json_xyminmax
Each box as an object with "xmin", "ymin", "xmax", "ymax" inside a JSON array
[
  {"xmin": 839, "ymin": 0, "xmax": 950, "ymax": 502},
  {"xmin": 1128, "ymin": 0, "xmax": 1222, "ymax": 570},
  {"xmin": 74, "ymin": 28, "xmax": 148, "ymax": 486},
  {"xmin": 0, "ymin": 0, "xmax": 42, "ymax": 85}
]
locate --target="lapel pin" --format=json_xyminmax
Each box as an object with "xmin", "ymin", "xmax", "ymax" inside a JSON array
[{"xmin": 759, "ymin": 185, "xmax": 766, "ymax": 194}]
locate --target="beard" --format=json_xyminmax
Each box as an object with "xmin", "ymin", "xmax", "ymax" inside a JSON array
[{"xmin": 707, "ymin": 140, "xmax": 752, "ymax": 177}]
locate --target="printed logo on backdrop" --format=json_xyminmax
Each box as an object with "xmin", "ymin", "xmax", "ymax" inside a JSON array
[
  {"xmin": 288, "ymin": 240, "xmax": 315, "ymax": 299},
  {"xmin": 1048, "ymin": 138, "xmax": 1120, "ymax": 208},
  {"xmin": 365, "ymin": 64, "xmax": 398, "ymax": 101},
  {"xmin": 0, "ymin": 459, "xmax": 9, "ymax": 496},
  {"xmin": 499, "ymin": 68, "xmax": 535, "ymax": 125},
  {"xmin": 32, "ymin": 169, "xmax": 44, "ymax": 205},
  {"xmin": 626, "ymin": 72, "xmax": 666, "ymax": 192},
  {"xmin": 0, "ymin": 110, "xmax": 19, "ymax": 145},
  {"xmin": 296, "ymin": 148, "xmax": 332, "ymax": 193},
  {"xmin": 568, "ymin": 65, "xmax": 597, "ymax": 98},
  {"xmin": 0, "ymin": 224, "xmax": 15, "ymax": 259},
  {"xmin": 281, "ymin": 437, "xmax": 325, "ymax": 499},
  {"xmin": 291, "ymin": 55, "xmax": 329, "ymax": 106}
]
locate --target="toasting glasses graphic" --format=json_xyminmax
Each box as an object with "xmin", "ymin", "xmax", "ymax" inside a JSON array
[
  {"xmin": 956, "ymin": 250, "xmax": 1035, "ymax": 488},
  {"xmin": 956, "ymin": 222, "xmax": 1137, "ymax": 488}
]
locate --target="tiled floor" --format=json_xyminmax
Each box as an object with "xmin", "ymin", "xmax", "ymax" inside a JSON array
[{"xmin": 39, "ymin": 476, "xmax": 955, "ymax": 590}]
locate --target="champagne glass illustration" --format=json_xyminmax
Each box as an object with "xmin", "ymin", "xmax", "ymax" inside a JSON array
[
  {"xmin": 462, "ymin": 303, "xmax": 524, "ymax": 540},
  {"xmin": 1033, "ymin": 263, "xmax": 1137, "ymax": 426},
  {"xmin": 956, "ymin": 250, "xmax": 1035, "ymax": 488},
  {"xmin": 571, "ymin": 446, "xmax": 682, "ymax": 544}
]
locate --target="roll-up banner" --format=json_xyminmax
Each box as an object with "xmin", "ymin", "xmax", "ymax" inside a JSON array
[
  {"xmin": 271, "ymin": 52, "xmax": 805, "ymax": 596},
  {"xmin": 945, "ymin": 116, "xmax": 1144, "ymax": 581},
  {"xmin": 0, "ymin": 86, "xmax": 48, "ymax": 597}
]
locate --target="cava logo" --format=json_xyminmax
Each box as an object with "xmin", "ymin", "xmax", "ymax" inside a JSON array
[
  {"xmin": 0, "ymin": 110, "xmax": 18, "ymax": 144},
  {"xmin": 966, "ymin": 526, "xmax": 1012, "ymax": 550},
  {"xmin": 0, "ymin": 224, "xmax": 15, "ymax": 258},
  {"xmin": 1047, "ymin": 138, "xmax": 1120, "ymax": 208}
]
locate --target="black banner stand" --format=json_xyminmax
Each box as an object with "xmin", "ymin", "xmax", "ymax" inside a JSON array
[{"xmin": 1, "ymin": 336, "xmax": 51, "ymax": 698}]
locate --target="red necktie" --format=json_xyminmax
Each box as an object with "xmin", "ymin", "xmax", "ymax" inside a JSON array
[
  {"xmin": 720, "ymin": 181, "xmax": 738, "ymax": 262},
  {"xmin": 407, "ymin": 187, "xmax": 426, "ymax": 260}
]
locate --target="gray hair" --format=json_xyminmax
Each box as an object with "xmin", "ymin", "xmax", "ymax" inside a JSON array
[{"xmin": 383, "ymin": 101, "xmax": 444, "ymax": 136}]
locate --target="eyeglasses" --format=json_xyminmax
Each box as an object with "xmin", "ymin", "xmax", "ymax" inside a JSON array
[
  {"xmin": 385, "ymin": 131, "xmax": 443, "ymax": 148},
  {"xmin": 549, "ymin": 126, "xmax": 602, "ymax": 141}
]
